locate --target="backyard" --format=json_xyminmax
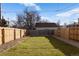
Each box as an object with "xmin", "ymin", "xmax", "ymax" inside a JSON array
[{"xmin": 0, "ymin": 36, "xmax": 79, "ymax": 56}]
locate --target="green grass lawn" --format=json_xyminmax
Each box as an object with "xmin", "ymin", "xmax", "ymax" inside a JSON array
[{"xmin": 0, "ymin": 36, "xmax": 79, "ymax": 56}]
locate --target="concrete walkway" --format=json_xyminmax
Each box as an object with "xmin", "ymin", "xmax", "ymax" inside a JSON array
[{"xmin": 53, "ymin": 36, "xmax": 79, "ymax": 48}]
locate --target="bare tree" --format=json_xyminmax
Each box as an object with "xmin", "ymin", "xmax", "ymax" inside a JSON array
[
  {"xmin": 24, "ymin": 9, "xmax": 41, "ymax": 29},
  {"xmin": 14, "ymin": 7, "xmax": 41, "ymax": 29}
]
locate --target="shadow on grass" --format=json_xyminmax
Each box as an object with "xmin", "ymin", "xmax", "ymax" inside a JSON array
[{"xmin": 45, "ymin": 36, "xmax": 79, "ymax": 56}]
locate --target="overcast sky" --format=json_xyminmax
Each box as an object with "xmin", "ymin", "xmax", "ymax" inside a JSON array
[{"xmin": 1, "ymin": 3, "xmax": 79, "ymax": 25}]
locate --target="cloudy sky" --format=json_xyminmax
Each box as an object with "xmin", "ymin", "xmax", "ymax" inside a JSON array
[{"xmin": 1, "ymin": 3, "xmax": 79, "ymax": 25}]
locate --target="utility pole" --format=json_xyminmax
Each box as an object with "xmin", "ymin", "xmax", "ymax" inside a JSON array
[
  {"xmin": 0, "ymin": 3, "xmax": 1, "ymax": 20},
  {"xmin": 0, "ymin": 3, "xmax": 1, "ymax": 26}
]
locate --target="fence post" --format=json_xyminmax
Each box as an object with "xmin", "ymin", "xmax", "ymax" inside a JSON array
[
  {"xmin": 2, "ymin": 28, "xmax": 5, "ymax": 44},
  {"xmin": 68, "ymin": 28, "xmax": 70, "ymax": 40},
  {"xmin": 14, "ymin": 29, "xmax": 16, "ymax": 40},
  {"xmin": 20, "ymin": 29, "xmax": 22, "ymax": 38}
]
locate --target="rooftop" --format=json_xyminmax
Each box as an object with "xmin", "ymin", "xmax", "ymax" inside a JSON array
[{"xmin": 35, "ymin": 23, "xmax": 58, "ymax": 27}]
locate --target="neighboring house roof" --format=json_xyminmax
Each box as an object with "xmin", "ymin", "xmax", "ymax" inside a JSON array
[
  {"xmin": 35, "ymin": 23, "xmax": 58, "ymax": 27},
  {"xmin": 67, "ymin": 19, "xmax": 79, "ymax": 27},
  {"xmin": 67, "ymin": 23, "xmax": 79, "ymax": 27}
]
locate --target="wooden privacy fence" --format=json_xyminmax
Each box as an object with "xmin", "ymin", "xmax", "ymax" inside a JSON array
[
  {"xmin": 69, "ymin": 27, "xmax": 79, "ymax": 41},
  {"xmin": 0, "ymin": 27, "xmax": 26, "ymax": 45},
  {"xmin": 54, "ymin": 27, "xmax": 79, "ymax": 41}
]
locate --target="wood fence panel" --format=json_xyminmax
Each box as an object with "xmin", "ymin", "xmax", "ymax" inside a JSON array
[
  {"xmin": 0, "ymin": 27, "xmax": 26, "ymax": 45},
  {"xmin": 78, "ymin": 27, "xmax": 79, "ymax": 40},
  {"xmin": 21, "ymin": 30, "xmax": 23, "ymax": 37},
  {"xmin": 69, "ymin": 27, "xmax": 79, "ymax": 41},
  {"xmin": 15, "ymin": 29, "xmax": 20, "ymax": 39},
  {"xmin": 9, "ymin": 28, "xmax": 14, "ymax": 41},
  {"xmin": 21, "ymin": 30, "xmax": 25, "ymax": 37},
  {"xmin": 54, "ymin": 27, "xmax": 79, "ymax": 41},
  {"xmin": 4, "ymin": 28, "xmax": 14, "ymax": 43}
]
